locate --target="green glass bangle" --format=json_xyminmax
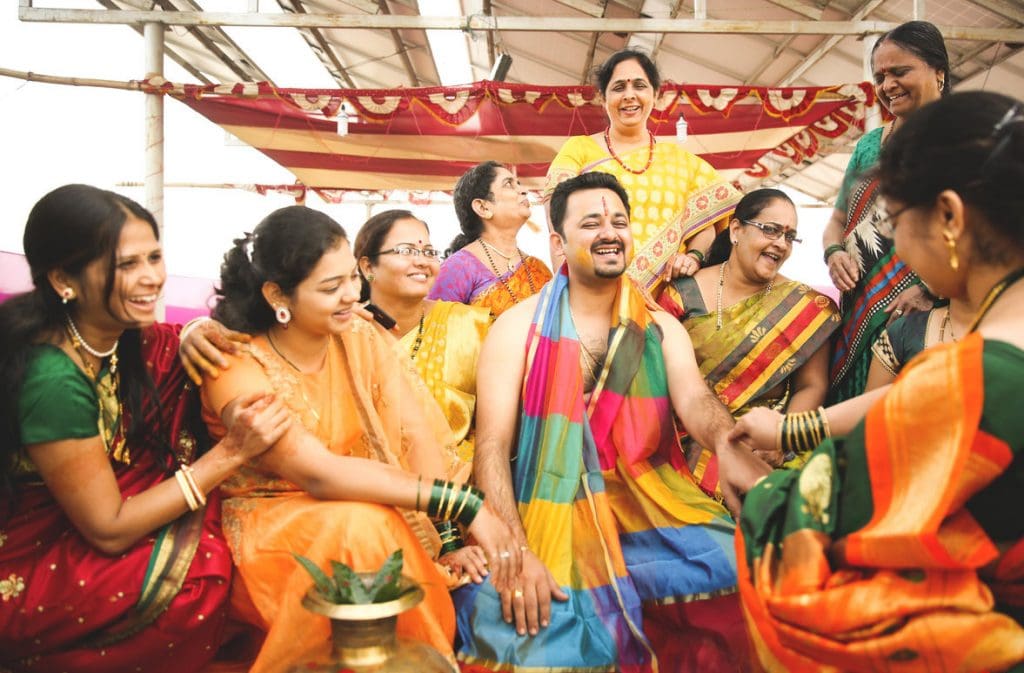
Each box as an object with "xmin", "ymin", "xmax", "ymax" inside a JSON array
[
  {"xmin": 824, "ymin": 244, "xmax": 845, "ymax": 264},
  {"xmin": 434, "ymin": 521, "xmax": 463, "ymax": 555},
  {"xmin": 686, "ymin": 248, "xmax": 706, "ymax": 264}
]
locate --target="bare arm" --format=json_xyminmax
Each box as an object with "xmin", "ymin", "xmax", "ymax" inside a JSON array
[
  {"xmin": 27, "ymin": 392, "xmax": 290, "ymax": 555},
  {"xmin": 865, "ymin": 352, "xmax": 896, "ymax": 392},
  {"xmin": 786, "ymin": 342, "xmax": 830, "ymax": 413},
  {"xmin": 472, "ymin": 300, "xmax": 535, "ymax": 545}
]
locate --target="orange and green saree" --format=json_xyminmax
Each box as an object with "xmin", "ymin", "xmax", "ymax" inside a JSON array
[
  {"xmin": 738, "ymin": 333, "xmax": 1024, "ymax": 672},
  {"xmin": 658, "ymin": 275, "xmax": 840, "ymax": 496}
]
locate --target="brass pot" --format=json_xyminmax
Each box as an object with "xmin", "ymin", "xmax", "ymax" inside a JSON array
[{"xmin": 291, "ymin": 574, "xmax": 455, "ymax": 673}]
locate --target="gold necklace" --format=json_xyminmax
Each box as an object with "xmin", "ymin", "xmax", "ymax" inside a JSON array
[
  {"xmin": 478, "ymin": 238, "xmax": 537, "ymax": 302},
  {"xmin": 938, "ymin": 307, "xmax": 958, "ymax": 343},
  {"xmin": 478, "ymin": 237, "xmax": 518, "ymax": 272},
  {"xmin": 716, "ymin": 261, "xmax": 774, "ymax": 330},
  {"xmin": 65, "ymin": 325, "xmax": 129, "ymax": 463},
  {"xmin": 266, "ymin": 331, "xmax": 323, "ymax": 426}
]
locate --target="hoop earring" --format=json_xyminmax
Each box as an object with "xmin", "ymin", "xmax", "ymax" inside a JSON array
[
  {"xmin": 61, "ymin": 288, "xmax": 75, "ymax": 305},
  {"xmin": 275, "ymin": 306, "xmax": 292, "ymax": 326},
  {"xmin": 943, "ymin": 230, "xmax": 959, "ymax": 271}
]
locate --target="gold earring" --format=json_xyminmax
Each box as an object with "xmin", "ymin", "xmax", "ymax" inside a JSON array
[{"xmin": 943, "ymin": 229, "xmax": 959, "ymax": 271}]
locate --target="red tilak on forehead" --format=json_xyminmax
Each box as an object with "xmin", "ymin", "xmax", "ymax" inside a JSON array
[{"xmin": 602, "ymin": 196, "xmax": 609, "ymax": 216}]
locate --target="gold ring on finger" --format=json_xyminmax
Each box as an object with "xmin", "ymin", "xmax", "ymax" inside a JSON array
[{"xmin": 513, "ymin": 589, "xmax": 524, "ymax": 598}]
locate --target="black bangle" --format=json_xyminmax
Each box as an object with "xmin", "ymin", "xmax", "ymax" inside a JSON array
[{"xmin": 824, "ymin": 244, "xmax": 845, "ymax": 264}]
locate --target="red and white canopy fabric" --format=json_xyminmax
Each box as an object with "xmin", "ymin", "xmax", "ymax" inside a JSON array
[{"xmin": 148, "ymin": 77, "xmax": 876, "ymax": 196}]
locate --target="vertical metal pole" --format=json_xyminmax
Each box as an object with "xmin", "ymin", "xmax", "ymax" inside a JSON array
[
  {"xmin": 144, "ymin": 22, "xmax": 165, "ymax": 320},
  {"xmin": 694, "ymin": 0, "xmax": 707, "ymax": 20},
  {"xmin": 863, "ymin": 33, "xmax": 882, "ymax": 133},
  {"xmin": 913, "ymin": 0, "xmax": 925, "ymax": 19}
]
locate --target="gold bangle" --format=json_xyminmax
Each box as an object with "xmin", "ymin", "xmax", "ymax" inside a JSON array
[
  {"xmin": 451, "ymin": 487, "xmax": 472, "ymax": 524},
  {"xmin": 819, "ymin": 406, "xmax": 832, "ymax": 439},
  {"xmin": 442, "ymin": 483, "xmax": 461, "ymax": 521},
  {"xmin": 415, "ymin": 475, "xmax": 423, "ymax": 512},
  {"xmin": 179, "ymin": 316, "xmax": 211, "ymax": 344},
  {"xmin": 174, "ymin": 469, "xmax": 199, "ymax": 511},
  {"xmin": 436, "ymin": 481, "xmax": 450, "ymax": 518},
  {"xmin": 181, "ymin": 465, "xmax": 206, "ymax": 507}
]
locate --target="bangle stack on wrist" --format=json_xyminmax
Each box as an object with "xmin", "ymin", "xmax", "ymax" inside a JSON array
[
  {"xmin": 779, "ymin": 407, "xmax": 831, "ymax": 460},
  {"xmin": 174, "ymin": 465, "xmax": 207, "ymax": 511},
  {"xmin": 686, "ymin": 249, "xmax": 705, "ymax": 266},
  {"xmin": 823, "ymin": 244, "xmax": 845, "ymax": 264},
  {"xmin": 435, "ymin": 521, "xmax": 464, "ymax": 555},
  {"xmin": 426, "ymin": 479, "xmax": 485, "ymax": 528}
]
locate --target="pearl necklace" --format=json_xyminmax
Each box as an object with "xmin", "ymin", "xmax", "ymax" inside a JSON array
[
  {"xmin": 716, "ymin": 261, "xmax": 774, "ymax": 331},
  {"xmin": 65, "ymin": 315, "xmax": 118, "ymax": 358},
  {"xmin": 604, "ymin": 127, "xmax": 656, "ymax": 175}
]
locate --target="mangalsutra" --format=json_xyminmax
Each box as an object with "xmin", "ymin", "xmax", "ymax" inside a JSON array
[
  {"xmin": 65, "ymin": 323, "xmax": 128, "ymax": 463},
  {"xmin": 409, "ymin": 312, "xmax": 425, "ymax": 361},
  {"xmin": 478, "ymin": 238, "xmax": 518, "ymax": 273},
  {"xmin": 478, "ymin": 238, "xmax": 537, "ymax": 303},
  {"xmin": 716, "ymin": 261, "xmax": 774, "ymax": 331},
  {"xmin": 938, "ymin": 307, "xmax": 958, "ymax": 343},
  {"xmin": 604, "ymin": 127, "xmax": 656, "ymax": 175}
]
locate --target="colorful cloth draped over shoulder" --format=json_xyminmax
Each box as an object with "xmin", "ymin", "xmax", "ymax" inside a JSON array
[
  {"xmin": 658, "ymin": 275, "xmax": 840, "ymax": 495},
  {"xmin": 543, "ymin": 136, "xmax": 741, "ymax": 290},
  {"xmin": 429, "ymin": 247, "xmax": 552, "ymax": 318},
  {"xmin": 456, "ymin": 268, "xmax": 747, "ymax": 673},
  {"xmin": 398, "ymin": 300, "xmax": 490, "ymax": 468},
  {"xmin": 828, "ymin": 128, "xmax": 921, "ymax": 403},
  {"xmin": 201, "ymin": 319, "xmax": 460, "ymax": 673},
  {"xmin": 738, "ymin": 334, "xmax": 1024, "ymax": 672},
  {"xmin": 0, "ymin": 324, "xmax": 231, "ymax": 673}
]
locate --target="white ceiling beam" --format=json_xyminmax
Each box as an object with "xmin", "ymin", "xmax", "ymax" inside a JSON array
[
  {"xmin": 17, "ymin": 8, "xmax": 1024, "ymax": 42},
  {"xmin": 966, "ymin": 0, "xmax": 1024, "ymax": 25},
  {"xmin": 777, "ymin": 0, "xmax": 887, "ymax": 86},
  {"xmin": 765, "ymin": 0, "xmax": 822, "ymax": 20},
  {"xmin": 549, "ymin": 0, "xmax": 605, "ymax": 18}
]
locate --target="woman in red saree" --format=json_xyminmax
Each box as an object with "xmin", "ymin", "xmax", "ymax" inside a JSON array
[
  {"xmin": 0, "ymin": 185, "xmax": 289, "ymax": 672},
  {"xmin": 731, "ymin": 92, "xmax": 1024, "ymax": 672}
]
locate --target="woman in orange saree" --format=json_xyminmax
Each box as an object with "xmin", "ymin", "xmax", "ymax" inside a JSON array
[
  {"xmin": 732, "ymin": 92, "xmax": 1024, "ymax": 672},
  {"xmin": 201, "ymin": 206, "xmax": 520, "ymax": 673}
]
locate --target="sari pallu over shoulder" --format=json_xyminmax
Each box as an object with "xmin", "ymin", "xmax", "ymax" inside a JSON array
[
  {"xmin": 455, "ymin": 269, "xmax": 744, "ymax": 673},
  {"xmin": 0, "ymin": 323, "xmax": 231, "ymax": 673},
  {"xmin": 738, "ymin": 334, "xmax": 1024, "ymax": 673},
  {"xmin": 658, "ymin": 277, "xmax": 840, "ymax": 495}
]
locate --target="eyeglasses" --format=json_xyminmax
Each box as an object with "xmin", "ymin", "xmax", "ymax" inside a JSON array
[
  {"xmin": 876, "ymin": 203, "xmax": 915, "ymax": 238},
  {"xmin": 375, "ymin": 245, "xmax": 442, "ymax": 259},
  {"xmin": 741, "ymin": 220, "xmax": 802, "ymax": 244}
]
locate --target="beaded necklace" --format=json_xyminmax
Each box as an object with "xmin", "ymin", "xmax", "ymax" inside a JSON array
[
  {"xmin": 478, "ymin": 238, "xmax": 537, "ymax": 303},
  {"xmin": 938, "ymin": 307, "xmax": 958, "ymax": 343},
  {"xmin": 479, "ymin": 238, "xmax": 517, "ymax": 273},
  {"xmin": 603, "ymin": 127, "xmax": 656, "ymax": 175},
  {"xmin": 408, "ymin": 312, "xmax": 425, "ymax": 361},
  {"xmin": 715, "ymin": 261, "xmax": 774, "ymax": 331},
  {"xmin": 65, "ymin": 323, "xmax": 128, "ymax": 463}
]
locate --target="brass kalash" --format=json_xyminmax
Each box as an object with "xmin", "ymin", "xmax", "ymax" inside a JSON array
[{"xmin": 290, "ymin": 551, "xmax": 455, "ymax": 673}]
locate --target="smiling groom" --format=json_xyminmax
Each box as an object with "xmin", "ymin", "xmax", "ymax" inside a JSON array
[{"xmin": 454, "ymin": 172, "xmax": 768, "ymax": 672}]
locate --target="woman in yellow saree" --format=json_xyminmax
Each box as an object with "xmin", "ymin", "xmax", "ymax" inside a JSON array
[
  {"xmin": 657, "ymin": 189, "xmax": 838, "ymax": 496},
  {"xmin": 731, "ymin": 92, "xmax": 1024, "ymax": 672},
  {"xmin": 200, "ymin": 206, "xmax": 521, "ymax": 673},
  {"xmin": 543, "ymin": 49, "xmax": 742, "ymax": 289}
]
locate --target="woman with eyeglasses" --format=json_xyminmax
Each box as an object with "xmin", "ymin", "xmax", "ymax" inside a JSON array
[
  {"xmin": 657, "ymin": 189, "xmax": 839, "ymax": 494},
  {"xmin": 729, "ymin": 90, "xmax": 1024, "ymax": 673},
  {"xmin": 823, "ymin": 20, "xmax": 948, "ymax": 404},
  {"xmin": 199, "ymin": 206, "xmax": 520, "ymax": 673},
  {"xmin": 353, "ymin": 211, "xmax": 491, "ymax": 583},
  {"xmin": 429, "ymin": 161, "xmax": 552, "ymax": 319}
]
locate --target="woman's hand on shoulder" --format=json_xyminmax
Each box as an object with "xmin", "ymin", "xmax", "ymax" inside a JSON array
[
  {"xmin": 218, "ymin": 392, "xmax": 292, "ymax": 465},
  {"xmin": 664, "ymin": 251, "xmax": 701, "ymax": 280},
  {"xmin": 179, "ymin": 318, "xmax": 251, "ymax": 385},
  {"xmin": 884, "ymin": 285, "xmax": 933, "ymax": 325}
]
